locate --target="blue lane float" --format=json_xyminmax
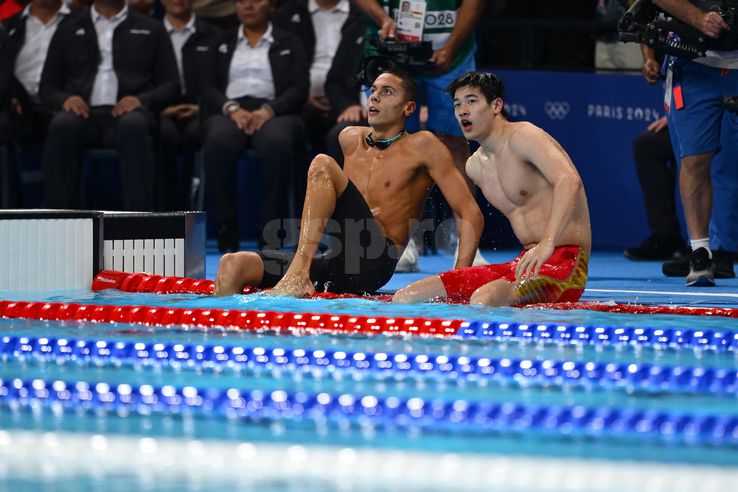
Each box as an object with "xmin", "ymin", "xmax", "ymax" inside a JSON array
[
  {"xmin": 1, "ymin": 376, "xmax": 737, "ymax": 447},
  {"xmin": 458, "ymin": 322, "xmax": 738, "ymax": 351},
  {"xmin": 2, "ymin": 335, "xmax": 737, "ymax": 396}
]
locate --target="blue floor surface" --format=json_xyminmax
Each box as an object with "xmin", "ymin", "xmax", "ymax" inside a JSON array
[{"xmin": 205, "ymin": 243, "xmax": 738, "ymax": 309}]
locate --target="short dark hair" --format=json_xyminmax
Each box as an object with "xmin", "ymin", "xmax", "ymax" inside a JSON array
[
  {"xmin": 445, "ymin": 71, "xmax": 505, "ymax": 105},
  {"xmin": 381, "ymin": 66, "xmax": 418, "ymax": 104}
]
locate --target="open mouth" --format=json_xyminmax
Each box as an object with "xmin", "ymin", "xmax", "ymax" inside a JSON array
[
  {"xmin": 460, "ymin": 119, "xmax": 472, "ymax": 130},
  {"xmin": 368, "ymin": 106, "xmax": 379, "ymax": 116}
]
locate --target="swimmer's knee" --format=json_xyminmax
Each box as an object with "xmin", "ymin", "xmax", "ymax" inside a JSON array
[
  {"xmin": 392, "ymin": 276, "xmax": 445, "ymax": 304},
  {"xmin": 219, "ymin": 252, "xmax": 259, "ymax": 273},
  {"xmin": 392, "ymin": 286, "xmax": 414, "ymax": 304},
  {"xmin": 470, "ymin": 281, "xmax": 515, "ymax": 307},
  {"xmin": 308, "ymin": 154, "xmax": 339, "ymax": 181},
  {"xmin": 215, "ymin": 252, "xmax": 262, "ymax": 295}
]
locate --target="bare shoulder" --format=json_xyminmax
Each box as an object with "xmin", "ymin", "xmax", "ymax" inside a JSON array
[
  {"xmin": 405, "ymin": 130, "xmax": 451, "ymax": 162},
  {"xmin": 508, "ymin": 121, "xmax": 564, "ymax": 155},
  {"xmin": 339, "ymin": 125, "xmax": 369, "ymax": 154},
  {"xmin": 406, "ymin": 130, "xmax": 446, "ymax": 151},
  {"xmin": 508, "ymin": 121, "xmax": 546, "ymax": 145},
  {"xmin": 465, "ymin": 147, "xmax": 484, "ymax": 182}
]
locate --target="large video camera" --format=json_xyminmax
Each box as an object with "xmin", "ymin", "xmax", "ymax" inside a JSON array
[
  {"xmin": 618, "ymin": 0, "xmax": 738, "ymax": 58},
  {"xmin": 357, "ymin": 36, "xmax": 434, "ymax": 86}
]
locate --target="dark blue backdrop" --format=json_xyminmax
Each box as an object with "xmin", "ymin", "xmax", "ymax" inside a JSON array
[
  {"xmin": 495, "ymin": 69, "xmax": 666, "ymax": 250},
  {"xmin": 496, "ymin": 69, "xmax": 738, "ymax": 251}
]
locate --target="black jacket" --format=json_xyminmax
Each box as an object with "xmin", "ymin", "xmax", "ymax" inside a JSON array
[
  {"xmin": 0, "ymin": 26, "xmax": 11, "ymax": 107},
  {"xmin": 273, "ymin": 0, "xmax": 365, "ymax": 114},
  {"xmin": 39, "ymin": 10, "xmax": 179, "ymax": 112},
  {"xmin": 1, "ymin": 9, "xmax": 77, "ymax": 106},
  {"xmin": 173, "ymin": 18, "xmax": 221, "ymax": 104},
  {"xmin": 202, "ymin": 24, "xmax": 309, "ymax": 117}
]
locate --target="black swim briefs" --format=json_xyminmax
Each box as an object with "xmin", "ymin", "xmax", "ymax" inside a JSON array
[{"xmin": 257, "ymin": 180, "xmax": 401, "ymax": 294}]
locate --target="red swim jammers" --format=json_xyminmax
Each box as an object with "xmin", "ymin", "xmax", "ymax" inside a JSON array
[{"xmin": 439, "ymin": 245, "xmax": 588, "ymax": 305}]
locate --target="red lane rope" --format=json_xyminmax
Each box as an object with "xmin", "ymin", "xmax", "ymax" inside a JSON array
[
  {"xmin": 526, "ymin": 301, "xmax": 738, "ymax": 319},
  {"xmin": 0, "ymin": 300, "xmax": 463, "ymax": 337},
  {"xmin": 92, "ymin": 271, "xmax": 738, "ymax": 319},
  {"xmin": 91, "ymin": 270, "xmax": 394, "ymax": 302}
]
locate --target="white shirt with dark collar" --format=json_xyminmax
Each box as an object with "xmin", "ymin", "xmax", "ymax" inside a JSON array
[
  {"xmin": 226, "ymin": 23, "xmax": 275, "ymax": 101},
  {"xmin": 164, "ymin": 14, "xmax": 196, "ymax": 95},
  {"xmin": 308, "ymin": 0, "xmax": 348, "ymax": 96},
  {"xmin": 89, "ymin": 4, "xmax": 128, "ymax": 107},
  {"xmin": 14, "ymin": 3, "xmax": 71, "ymax": 101}
]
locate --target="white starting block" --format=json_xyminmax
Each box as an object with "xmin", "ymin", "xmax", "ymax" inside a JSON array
[{"xmin": 0, "ymin": 210, "xmax": 205, "ymax": 291}]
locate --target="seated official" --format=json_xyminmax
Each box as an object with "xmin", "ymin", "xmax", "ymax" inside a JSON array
[
  {"xmin": 157, "ymin": 0, "xmax": 221, "ymax": 211},
  {"xmin": 273, "ymin": 0, "xmax": 365, "ymax": 160},
  {"xmin": 39, "ymin": 0, "xmax": 179, "ymax": 211},
  {"xmin": 0, "ymin": 0, "xmax": 73, "ymax": 207},
  {"xmin": 200, "ymin": 0, "xmax": 309, "ymax": 253},
  {"xmin": 2, "ymin": 0, "xmax": 72, "ymax": 146},
  {"xmin": 0, "ymin": 27, "xmax": 12, "ymax": 145}
]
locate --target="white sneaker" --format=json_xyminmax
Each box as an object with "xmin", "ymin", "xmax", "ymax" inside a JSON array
[
  {"xmin": 395, "ymin": 238, "xmax": 420, "ymax": 273},
  {"xmin": 454, "ymin": 244, "xmax": 490, "ymax": 267}
]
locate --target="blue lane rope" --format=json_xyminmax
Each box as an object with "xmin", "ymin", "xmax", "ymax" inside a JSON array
[
  {"xmin": 1, "ymin": 376, "xmax": 737, "ymax": 446},
  {"xmin": 457, "ymin": 322, "xmax": 738, "ymax": 351},
  {"xmin": 2, "ymin": 335, "xmax": 737, "ymax": 396}
]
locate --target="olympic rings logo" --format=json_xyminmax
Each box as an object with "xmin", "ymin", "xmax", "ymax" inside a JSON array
[{"xmin": 544, "ymin": 101, "xmax": 570, "ymax": 120}]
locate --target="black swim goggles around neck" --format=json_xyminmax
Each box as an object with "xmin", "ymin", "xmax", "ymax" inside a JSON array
[{"xmin": 365, "ymin": 129, "xmax": 405, "ymax": 149}]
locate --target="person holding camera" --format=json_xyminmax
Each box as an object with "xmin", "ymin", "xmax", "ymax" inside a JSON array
[
  {"xmin": 352, "ymin": 0, "xmax": 487, "ymax": 272},
  {"xmin": 212, "ymin": 67, "xmax": 483, "ymax": 297},
  {"xmin": 649, "ymin": 0, "xmax": 738, "ymax": 286}
]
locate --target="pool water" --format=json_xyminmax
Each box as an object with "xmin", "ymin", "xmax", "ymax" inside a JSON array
[{"xmin": 1, "ymin": 290, "xmax": 738, "ymax": 491}]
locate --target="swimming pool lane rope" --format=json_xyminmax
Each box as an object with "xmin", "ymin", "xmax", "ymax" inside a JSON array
[
  {"xmin": 2, "ymin": 299, "xmax": 738, "ymax": 352},
  {"xmin": 92, "ymin": 269, "xmax": 738, "ymax": 319},
  {"xmin": 2, "ymin": 335, "xmax": 737, "ymax": 396},
  {"xmin": 1, "ymin": 375, "xmax": 737, "ymax": 447}
]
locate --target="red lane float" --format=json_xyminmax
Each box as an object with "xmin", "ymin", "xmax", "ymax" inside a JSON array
[
  {"xmin": 92, "ymin": 271, "xmax": 738, "ymax": 319},
  {"xmin": 0, "ymin": 300, "xmax": 464, "ymax": 337},
  {"xmin": 526, "ymin": 301, "xmax": 738, "ymax": 319},
  {"xmin": 92, "ymin": 270, "xmax": 394, "ymax": 301}
]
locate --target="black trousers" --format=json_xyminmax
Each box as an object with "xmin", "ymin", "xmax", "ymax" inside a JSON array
[
  {"xmin": 43, "ymin": 107, "xmax": 157, "ymax": 211},
  {"xmin": 632, "ymin": 127, "xmax": 681, "ymax": 239},
  {"xmin": 201, "ymin": 113, "xmax": 304, "ymax": 244},
  {"xmin": 157, "ymin": 114, "xmax": 199, "ymax": 211},
  {"xmin": 0, "ymin": 103, "xmax": 50, "ymax": 207}
]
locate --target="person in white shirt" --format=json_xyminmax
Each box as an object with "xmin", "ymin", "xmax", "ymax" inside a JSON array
[
  {"xmin": 39, "ymin": 0, "xmax": 179, "ymax": 211},
  {"xmin": 200, "ymin": 0, "xmax": 309, "ymax": 253},
  {"xmin": 273, "ymin": 0, "xmax": 366, "ymax": 180},
  {"xmin": 0, "ymin": 0, "xmax": 71, "ymax": 207},
  {"xmin": 157, "ymin": 0, "xmax": 221, "ymax": 211},
  {"xmin": 1, "ymin": 0, "xmax": 70, "ymax": 143}
]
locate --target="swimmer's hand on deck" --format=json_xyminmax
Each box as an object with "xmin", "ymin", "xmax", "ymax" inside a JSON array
[
  {"xmin": 515, "ymin": 240, "xmax": 555, "ymax": 284},
  {"xmin": 265, "ymin": 274, "xmax": 316, "ymax": 298}
]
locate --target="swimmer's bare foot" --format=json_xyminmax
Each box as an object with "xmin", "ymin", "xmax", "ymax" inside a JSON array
[{"xmin": 266, "ymin": 274, "xmax": 316, "ymax": 298}]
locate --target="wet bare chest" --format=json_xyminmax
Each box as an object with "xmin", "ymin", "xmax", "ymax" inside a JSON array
[
  {"xmin": 346, "ymin": 154, "xmax": 414, "ymax": 205},
  {"xmin": 477, "ymin": 154, "xmax": 541, "ymax": 212}
]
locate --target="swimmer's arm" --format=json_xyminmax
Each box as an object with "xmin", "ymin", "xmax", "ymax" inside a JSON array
[
  {"xmin": 512, "ymin": 124, "xmax": 582, "ymax": 249},
  {"xmin": 422, "ymin": 134, "xmax": 483, "ymax": 269}
]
